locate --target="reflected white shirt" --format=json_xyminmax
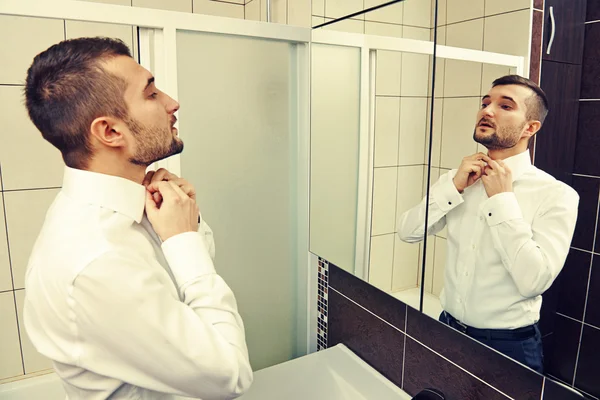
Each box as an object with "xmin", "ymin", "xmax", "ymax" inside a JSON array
[
  {"xmin": 397, "ymin": 151, "xmax": 579, "ymax": 329},
  {"xmin": 23, "ymin": 167, "xmax": 253, "ymax": 400}
]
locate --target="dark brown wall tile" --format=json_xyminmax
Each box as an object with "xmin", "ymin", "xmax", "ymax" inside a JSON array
[
  {"xmin": 530, "ymin": 10, "xmax": 543, "ymax": 84},
  {"xmin": 328, "ymin": 290, "xmax": 404, "ymax": 388},
  {"xmin": 404, "ymin": 337, "xmax": 510, "ymax": 400},
  {"xmin": 543, "ymin": 378, "xmax": 587, "ymax": 400},
  {"xmin": 556, "ymin": 249, "xmax": 592, "ymax": 321},
  {"xmin": 585, "ymin": 257, "xmax": 600, "ymax": 327},
  {"xmin": 570, "ymin": 176, "xmax": 600, "ymax": 251},
  {"xmin": 545, "ymin": 314, "xmax": 582, "ymax": 384},
  {"xmin": 405, "ymin": 307, "xmax": 542, "ymax": 400},
  {"xmin": 587, "ymin": 3, "xmax": 600, "ymax": 22},
  {"xmin": 574, "ymin": 325, "xmax": 600, "ymax": 397},
  {"xmin": 574, "ymin": 102, "xmax": 600, "ymax": 176},
  {"xmin": 534, "ymin": 0, "xmax": 544, "ymax": 10},
  {"xmin": 581, "ymin": 24, "xmax": 600, "ymax": 99},
  {"xmin": 329, "ymin": 263, "xmax": 406, "ymax": 331}
]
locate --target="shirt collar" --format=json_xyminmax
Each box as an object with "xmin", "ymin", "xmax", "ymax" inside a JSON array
[
  {"xmin": 61, "ymin": 167, "xmax": 146, "ymax": 223},
  {"xmin": 499, "ymin": 150, "xmax": 532, "ymax": 182}
]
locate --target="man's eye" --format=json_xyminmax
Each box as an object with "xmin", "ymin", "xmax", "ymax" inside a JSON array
[
  {"xmin": 481, "ymin": 103, "xmax": 488, "ymax": 109},
  {"xmin": 149, "ymin": 92, "xmax": 158, "ymax": 99},
  {"xmin": 501, "ymin": 105, "xmax": 512, "ymax": 110}
]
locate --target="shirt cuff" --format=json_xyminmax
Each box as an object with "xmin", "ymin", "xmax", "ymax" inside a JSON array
[
  {"xmin": 162, "ymin": 232, "xmax": 216, "ymax": 287},
  {"xmin": 432, "ymin": 177, "xmax": 464, "ymax": 212},
  {"xmin": 481, "ymin": 192, "xmax": 523, "ymax": 226}
]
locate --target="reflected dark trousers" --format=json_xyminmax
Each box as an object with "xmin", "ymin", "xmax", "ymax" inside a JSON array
[{"xmin": 439, "ymin": 311, "xmax": 544, "ymax": 374}]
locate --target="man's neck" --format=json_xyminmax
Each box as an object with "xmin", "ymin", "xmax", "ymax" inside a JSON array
[
  {"xmin": 86, "ymin": 155, "xmax": 147, "ymax": 184},
  {"xmin": 486, "ymin": 145, "xmax": 529, "ymax": 161}
]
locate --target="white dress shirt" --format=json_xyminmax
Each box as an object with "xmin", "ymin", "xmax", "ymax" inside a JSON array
[
  {"xmin": 397, "ymin": 151, "xmax": 579, "ymax": 329},
  {"xmin": 23, "ymin": 167, "xmax": 253, "ymax": 400}
]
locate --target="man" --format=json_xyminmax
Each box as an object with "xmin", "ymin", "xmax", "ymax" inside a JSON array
[
  {"xmin": 22, "ymin": 37, "xmax": 252, "ymax": 399},
  {"xmin": 397, "ymin": 75, "xmax": 579, "ymax": 373}
]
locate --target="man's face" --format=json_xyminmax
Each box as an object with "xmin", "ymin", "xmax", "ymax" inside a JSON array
[
  {"xmin": 107, "ymin": 56, "xmax": 183, "ymax": 166},
  {"xmin": 474, "ymin": 84, "xmax": 534, "ymax": 150}
]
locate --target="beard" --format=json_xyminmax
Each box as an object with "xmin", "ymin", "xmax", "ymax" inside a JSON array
[
  {"xmin": 473, "ymin": 120, "xmax": 526, "ymax": 150},
  {"xmin": 126, "ymin": 117, "xmax": 184, "ymax": 166}
]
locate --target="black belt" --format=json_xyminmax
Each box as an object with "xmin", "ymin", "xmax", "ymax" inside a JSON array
[{"xmin": 445, "ymin": 312, "xmax": 537, "ymax": 341}]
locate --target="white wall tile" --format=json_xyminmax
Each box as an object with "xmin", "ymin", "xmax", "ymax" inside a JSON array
[
  {"xmin": 403, "ymin": 26, "xmax": 431, "ymax": 41},
  {"xmin": 440, "ymin": 97, "xmax": 479, "ymax": 169},
  {"xmin": 369, "ymin": 234, "xmax": 395, "ymax": 292},
  {"xmin": 4, "ymin": 189, "xmax": 60, "ymax": 290},
  {"xmin": 193, "ymin": 0, "xmax": 245, "ymax": 18},
  {"xmin": 325, "ymin": 0, "xmax": 364, "ymax": 19},
  {"xmin": 132, "ymin": 0, "xmax": 192, "ymax": 12},
  {"xmin": 374, "ymin": 97, "xmax": 400, "ymax": 167},
  {"xmin": 396, "ymin": 165, "xmax": 424, "ymax": 227},
  {"xmin": 401, "ymin": 53, "xmax": 431, "ymax": 97},
  {"xmin": 480, "ymin": 63, "xmax": 512, "ymax": 96},
  {"xmin": 477, "ymin": 142, "xmax": 488, "ymax": 154},
  {"xmin": 371, "ymin": 167, "xmax": 398, "ymax": 235},
  {"xmin": 364, "ymin": 0, "xmax": 403, "ymax": 24},
  {"xmin": 425, "ymin": 99, "xmax": 443, "ymax": 168},
  {"xmin": 392, "ymin": 237, "xmax": 420, "ymax": 291},
  {"xmin": 432, "ymin": 236, "xmax": 447, "ymax": 296},
  {"xmin": 446, "ymin": 18, "xmax": 483, "ymax": 50},
  {"xmin": 403, "ymin": 0, "xmax": 432, "ymax": 28},
  {"xmin": 483, "ymin": 10, "xmax": 530, "ymax": 58},
  {"xmin": 246, "ymin": 0, "xmax": 261, "ymax": 20},
  {"xmin": 444, "ymin": 60, "xmax": 482, "ymax": 97},
  {"xmin": 0, "ymin": 292, "xmax": 23, "ymax": 380},
  {"xmin": 434, "ymin": 26, "xmax": 446, "ymax": 45},
  {"xmin": 323, "ymin": 18, "xmax": 365, "ymax": 34},
  {"xmin": 398, "ymin": 97, "xmax": 427, "ymax": 166},
  {"xmin": 313, "ymin": 0, "xmax": 325, "ymax": 16},
  {"xmin": 288, "ymin": 0, "xmax": 312, "ymax": 27},
  {"xmin": 375, "ymin": 51, "xmax": 402, "ymax": 96},
  {"xmin": 0, "ymin": 195, "xmax": 11, "ymax": 293},
  {"xmin": 365, "ymin": 22, "xmax": 403, "ymax": 38},
  {"xmin": 78, "ymin": 0, "xmax": 131, "ymax": 5},
  {"xmin": 259, "ymin": 0, "xmax": 288, "ymax": 23},
  {"xmin": 433, "ymin": 0, "xmax": 447, "ymax": 26},
  {"xmin": 0, "ymin": 16, "xmax": 64, "ymax": 85},
  {"xmin": 446, "ymin": 0, "xmax": 484, "ymax": 24},
  {"xmin": 65, "ymin": 21, "xmax": 134, "ymax": 51},
  {"xmin": 0, "ymin": 86, "xmax": 64, "ymax": 191},
  {"xmin": 14, "ymin": 290, "xmax": 52, "ymax": 374},
  {"xmin": 432, "ymin": 57, "xmax": 445, "ymax": 97},
  {"xmin": 485, "ymin": 0, "xmax": 530, "ymax": 16},
  {"xmin": 312, "ymin": 16, "xmax": 325, "ymax": 26}
]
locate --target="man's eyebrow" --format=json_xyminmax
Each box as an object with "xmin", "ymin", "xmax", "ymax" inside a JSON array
[
  {"xmin": 501, "ymin": 95, "xmax": 516, "ymax": 103},
  {"xmin": 143, "ymin": 77, "xmax": 155, "ymax": 91},
  {"xmin": 481, "ymin": 95, "xmax": 490, "ymax": 101}
]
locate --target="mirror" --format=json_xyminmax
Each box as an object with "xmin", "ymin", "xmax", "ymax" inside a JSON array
[{"xmin": 310, "ymin": 0, "xmax": 593, "ymax": 398}]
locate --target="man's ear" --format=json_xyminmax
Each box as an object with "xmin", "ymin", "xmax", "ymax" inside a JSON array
[
  {"xmin": 90, "ymin": 116, "xmax": 128, "ymax": 148},
  {"xmin": 523, "ymin": 120, "xmax": 542, "ymax": 139}
]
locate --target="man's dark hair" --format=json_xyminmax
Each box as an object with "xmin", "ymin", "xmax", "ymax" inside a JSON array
[
  {"xmin": 24, "ymin": 37, "xmax": 132, "ymax": 169},
  {"xmin": 492, "ymin": 75, "xmax": 549, "ymax": 124}
]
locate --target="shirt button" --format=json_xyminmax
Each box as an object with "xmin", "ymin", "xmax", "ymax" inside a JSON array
[
  {"xmin": 488, "ymin": 212, "xmax": 492, "ymax": 217},
  {"xmin": 448, "ymin": 201, "xmax": 452, "ymax": 205}
]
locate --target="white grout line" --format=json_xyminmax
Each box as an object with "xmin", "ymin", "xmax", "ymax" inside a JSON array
[
  {"xmin": 579, "ymin": 99, "xmax": 600, "ymax": 101},
  {"xmin": 585, "ymin": 20, "xmax": 600, "ymax": 24},
  {"xmin": 572, "ymin": 188, "xmax": 600, "ymax": 386},
  {"xmin": 401, "ymin": 303, "xmax": 407, "ymax": 389},
  {"xmin": 540, "ymin": 377, "xmax": 545, "ymax": 400},
  {"xmin": 571, "ymin": 246, "xmax": 595, "ymax": 255},
  {"xmin": 329, "ymin": 287, "xmax": 514, "ymax": 400},
  {"xmin": 573, "ymin": 173, "xmax": 600, "ymax": 180},
  {"xmin": 556, "ymin": 312, "xmax": 583, "ymax": 324}
]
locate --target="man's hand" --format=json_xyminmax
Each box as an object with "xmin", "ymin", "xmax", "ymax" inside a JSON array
[
  {"xmin": 453, "ymin": 152, "xmax": 487, "ymax": 193},
  {"xmin": 481, "ymin": 155, "xmax": 513, "ymax": 198},
  {"xmin": 143, "ymin": 168, "xmax": 197, "ymax": 207},
  {"xmin": 145, "ymin": 181, "xmax": 200, "ymax": 241}
]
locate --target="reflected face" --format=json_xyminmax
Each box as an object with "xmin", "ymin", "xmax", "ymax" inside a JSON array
[
  {"xmin": 106, "ymin": 56, "xmax": 183, "ymax": 166},
  {"xmin": 473, "ymin": 85, "xmax": 532, "ymax": 150}
]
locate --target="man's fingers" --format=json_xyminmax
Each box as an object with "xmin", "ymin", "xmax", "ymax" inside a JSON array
[
  {"xmin": 142, "ymin": 171, "xmax": 155, "ymax": 187},
  {"xmin": 167, "ymin": 181, "xmax": 190, "ymax": 202},
  {"xmin": 146, "ymin": 181, "xmax": 179, "ymax": 202}
]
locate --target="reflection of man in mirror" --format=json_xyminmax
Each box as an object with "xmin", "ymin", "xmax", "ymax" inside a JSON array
[{"xmin": 397, "ymin": 75, "xmax": 579, "ymax": 374}]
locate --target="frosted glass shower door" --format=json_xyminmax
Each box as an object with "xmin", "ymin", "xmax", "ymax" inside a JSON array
[{"xmin": 176, "ymin": 31, "xmax": 303, "ymax": 371}]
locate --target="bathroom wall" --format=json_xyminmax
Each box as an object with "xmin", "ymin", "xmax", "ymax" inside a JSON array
[
  {"xmin": 320, "ymin": 257, "xmax": 586, "ymax": 400},
  {"xmin": 539, "ymin": 2, "xmax": 600, "ymax": 398}
]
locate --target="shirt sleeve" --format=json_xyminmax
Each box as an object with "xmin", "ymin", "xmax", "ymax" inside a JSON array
[
  {"xmin": 482, "ymin": 187, "xmax": 580, "ymax": 298},
  {"xmin": 397, "ymin": 170, "xmax": 464, "ymax": 243},
  {"xmin": 71, "ymin": 232, "xmax": 253, "ymax": 399}
]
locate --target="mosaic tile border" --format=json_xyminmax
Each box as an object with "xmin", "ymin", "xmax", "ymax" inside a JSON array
[{"xmin": 317, "ymin": 257, "xmax": 329, "ymax": 351}]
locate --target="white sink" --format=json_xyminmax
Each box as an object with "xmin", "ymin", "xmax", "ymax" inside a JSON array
[{"xmin": 238, "ymin": 344, "xmax": 411, "ymax": 400}]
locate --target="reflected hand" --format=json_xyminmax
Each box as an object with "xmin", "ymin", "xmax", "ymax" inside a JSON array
[
  {"xmin": 481, "ymin": 156, "xmax": 512, "ymax": 198},
  {"xmin": 453, "ymin": 152, "xmax": 488, "ymax": 193},
  {"xmin": 143, "ymin": 168, "xmax": 197, "ymax": 207}
]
